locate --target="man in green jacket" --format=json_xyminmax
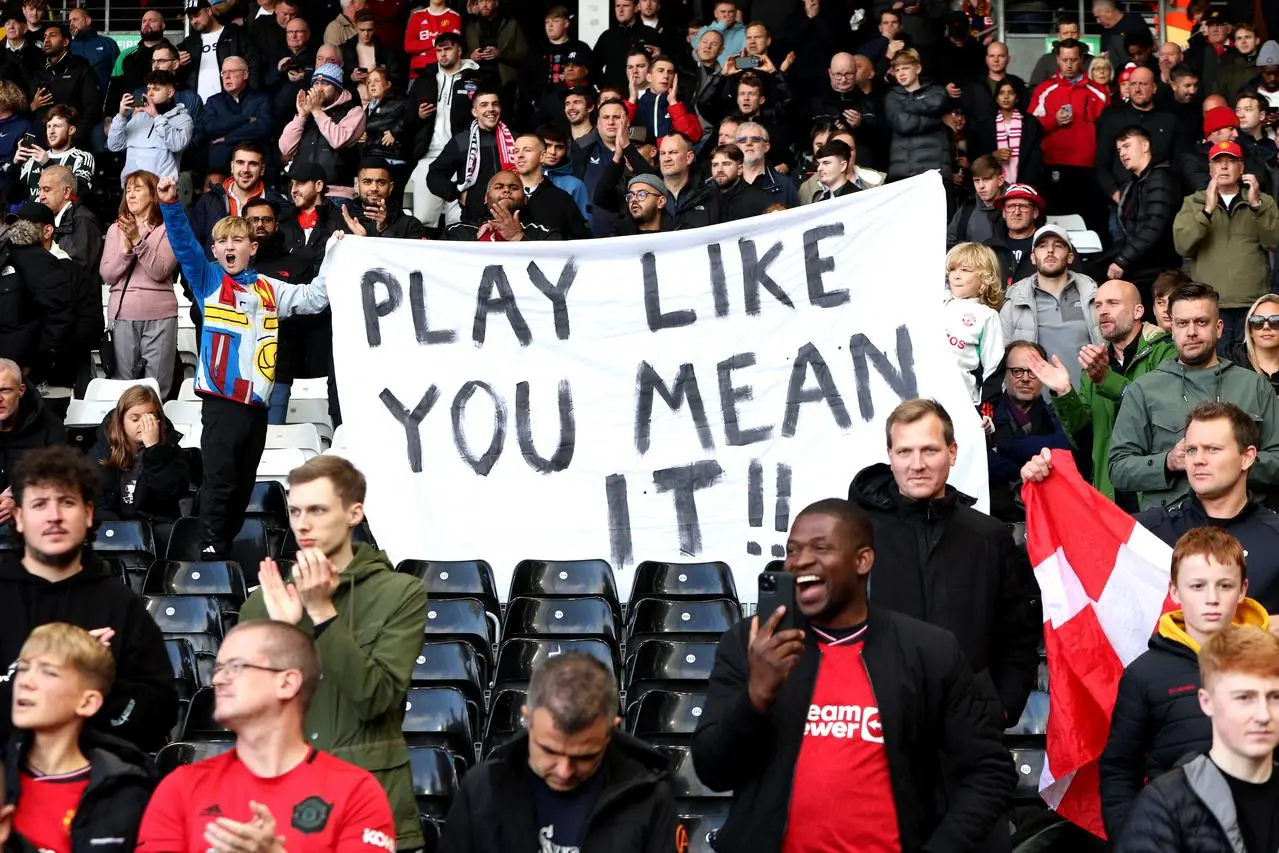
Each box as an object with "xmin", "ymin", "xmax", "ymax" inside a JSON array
[
  {"xmin": 1025, "ymin": 279, "xmax": 1177, "ymax": 508},
  {"xmin": 1109, "ymin": 281, "xmax": 1279, "ymax": 510},
  {"xmin": 1172, "ymin": 140, "xmax": 1279, "ymax": 356},
  {"xmin": 241, "ymin": 455, "xmax": 428, "ymax": 852}
]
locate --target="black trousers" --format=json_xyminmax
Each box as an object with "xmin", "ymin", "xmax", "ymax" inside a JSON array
[{"xmin": 199, "ymin": 395, "xmax": 268, "ymax": 555}]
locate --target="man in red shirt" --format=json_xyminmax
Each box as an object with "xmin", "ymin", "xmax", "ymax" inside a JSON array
[
  {"xmin": 136, "ymin": 621, "xmax": 396, "ymax": 853},
  {"xmin": 691, "ymin": 496, "xmax": 1015, "ymax": 852}
]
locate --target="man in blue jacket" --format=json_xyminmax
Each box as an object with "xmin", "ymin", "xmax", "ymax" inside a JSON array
[
  {"xmin": 194, "ymin": 55, "xmax": 273, "ymax": 176},
  {"xmin": 67, "ymin": 8, "xmax": 117, "ymax": 98}
]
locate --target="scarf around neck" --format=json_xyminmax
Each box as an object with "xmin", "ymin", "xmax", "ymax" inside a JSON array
[{"xmin": 459, "ymin": 120, "xmax": 517, "ymax": 193}]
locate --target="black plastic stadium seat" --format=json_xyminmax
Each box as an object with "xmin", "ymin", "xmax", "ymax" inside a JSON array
[
  {"xmin": 409, "ymin": 745, "xmax": 460, "ymax": 819},
  {"xmin": 481, "ymin": 688, "xmax": 526, "ymax": 759},
  {"xmin": 502, "ymin": 596, "xmax": 620, "ymax": 647},
  {"xmin": 625, "ymin": 639, "xmax": 718, "ymax": 706},
  {"xmin": 244, "ymin": 481, "xmax": 289, "ymax": 529},
  {"xmin": 1010, "ymin": 747, "xmax": 1046, "ymax": 801},
  {"xmin": 155, "ymin": 740, "xmax": 233, "ymax": 776},
  {"xmin": 402, "ymin": 686, "xmax": 476, "ymax": 764},
  {"xmin": 1006, "ymin": 691, "xmax": 1049, "ymax": 737},
  {"xmin": 655, "ymin": 743, "xmax": 729, "ymax": 800},
  {"xmin": 182, "ymin": 687, "xmax": 229, "ymax": 739},
  {"xmin": 411, "ymin": 641, "xmax": 485, "ymax": 710},
  {"xmin": 397, "ymin": 560, "xmax": 500, "ymax": 620},
  {"xmin": 492, "ymin": 637, "xmax": 618, "ymax": 695},
  {"xmin": 165, "ymin": 517, "xmax": 280, "ymax": 585},
  {"xmin": 93, "ymin": 519, "xmax": 155, "ymax": 572},
  {"xmin": 423, "ymin": 598, "xmax": 495, "ymax": 681},
  {"xmin": 144, "ymin": 560, "xmax": 248, "ymax": 605},
  {"xmin": 164, "ymin": 638, "xmax": 201, "ymax": 702},
  {"xmin": 509, "ymin": 559, "xmax": 620, "ymax": 619},
  {"xmin": 630, "ymin": 561, "xmax": 738, "ymax": 604},
  {"xmin": 626, "ymin": 599, "xmax": 740, "ymax": 650},
  {"xmin": 679, "ymin": 807, "xmax": 728, "ymax": 853},
  {"xmin": 627, "ymin": 690, "xmax": 708, "ymax": 740},
  {"xmin": 145, "ymin": 595, "xmax": 227, "ymax": 655}
]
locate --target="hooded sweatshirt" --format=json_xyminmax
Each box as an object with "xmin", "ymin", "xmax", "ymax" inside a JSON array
[
  {"xmin": 1099, "ymin": 598, "xmax": 1270, "ymax": 838},
  {"xmin": 105, "ymin": 100, "xmax": 193, "ymax": 184},
  {"xmin": 0, "ymin": 551, "xmax": 178, "ymax": 752},
  {"xmin": 238, "ymin": 543, "xmax": 428, "ymax": 850}
]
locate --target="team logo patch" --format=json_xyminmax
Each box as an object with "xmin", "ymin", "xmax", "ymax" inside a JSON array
[
  {"xmin": 962, "ymin": 313, "xmax": 976, "ymax": 327},
  {"xmin": 292, "ymin": 796, "xmax": 332, "ymax": 834}
]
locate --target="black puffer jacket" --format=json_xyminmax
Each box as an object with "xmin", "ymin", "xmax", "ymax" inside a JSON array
[
  {"xmin": 691, "ymin": 605, "xmax": 1016, "ymax": 853},
  {"xmin": 360, "ymin": 94, "xmax": 413, "ymax": 163},
  {"xmin": 1099, "ymin": 600, "xmax": 1270, "ymax": 840},
  {"xmin": 0, "ymin": 222, "xmax": 76, "ymax": 380},
  {"xmin": 439, "ymin": 730, "xmax": 679, "ymax": 853},
  {"xmin": 884, "ymin": 81, "xmax": 950, "ymax": 180},
  {"xmin": 86, "ymin": 412, "xmax": 188, "ymax": 524},
  {"xmin": 1114, "ymin": 162, "xmax": 1180, "ymax": 283},
  {"xmin": 1115, "ymin": 754, "xmax": 1267, "ymax": 853},
  {"xmin": 1094, "ymin": 102, "xmax": 1180, "ymax": 200},
  {"xmin": 848, "ymin": 464, "xmax": 1042, "ymax": 722},
  {"xmin": 0, "ymin": 387, "xmax": 65, "ymax": 493},
  {"xmin": 5, "ymin": 729, "xmax": 156, "ymax": 853}
]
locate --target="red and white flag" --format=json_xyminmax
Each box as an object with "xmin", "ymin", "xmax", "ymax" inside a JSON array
[{"xmin": 1023, "ymin": 449, "xmax": 1173, "ymax": 838}]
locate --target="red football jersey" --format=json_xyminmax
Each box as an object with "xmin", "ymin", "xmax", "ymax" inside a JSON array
[
  {"xmin": 14, "ymin": 765, "xmax": 91, "ymax": 853},
  {"xmin": 136, "ymin": 748, "xmax": 396, "ymax": 853}
]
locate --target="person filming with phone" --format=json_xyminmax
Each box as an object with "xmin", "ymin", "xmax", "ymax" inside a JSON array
[{"xmin": 691, "ymin": 495, "xmax": 1016, "ymax": 853}]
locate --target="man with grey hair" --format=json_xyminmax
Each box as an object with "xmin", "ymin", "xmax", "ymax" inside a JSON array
[
  {"xmin": 0, "ymin": 357, "xmax": 66, "ymax": 507},
  {"xmin": 737, "ymin": 120, "xmax": 798, "ymax": 208},
  {"xmin": 439, "ymin": 652, "xmax": 680, "ymax": 852},
  {"xmin": 36, "ymin": 164, "xmax": 100, "ymax": 274}
]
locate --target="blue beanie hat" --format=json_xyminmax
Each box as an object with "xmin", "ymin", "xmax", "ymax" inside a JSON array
[{"xmin": 312, "ymin": 63, "xmax": 344, "ymax": 88}]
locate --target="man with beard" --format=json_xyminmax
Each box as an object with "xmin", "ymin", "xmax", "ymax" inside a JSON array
[
  {"xmin": 985, "ymin": 182, "xmax": 1043, "ymax": 288},
  {"xmin": 337, "ymin": 158, "xmax": 427, "ymax": 239},
  {"xmin": 10, "ymin": 106, "xmax": 93, "ymax": 206},
  {"xmin": 114, "ymin": 9, "xmax": 168, "ymax": 103},
  {"xmin": 444, "ymin": 169, "xmax": 557, "ymax": 241},
  {"xmin": 279, "ymin": 165, "xmax": 342, "ymax": 277},
  {"xmin": 807, "ymin": 52, "xmax": 884, "ymax": 172},
  {"xmin": 0, "ymin": 446, "xmax": 176, "ymax": 753},
  {"xmin": 613, "ymin": 172, "xmax": 677, "ymax": 234},
  {"xmin": 428, "ymin": 88, "xmax": 517, "ymax": 229},
  {"xmin": 190, "ymin": 140, "xmax": 288, "ymax": 259},
  {"xmin": 195, "ymin": 57, "xmax": 274, "ymax": 194},
  {"xmin": 280, "ymin": 63, "xmax": 365, "ymax": 199},
  {"xmin": 564, "ymin": 85, "xmax": 598, "ymax": 150},
  {"xmin": 1110, "ymin": 281, "xmax": 1279, "ymax": 510},
  {"xmin": 32, "ymin": 23, "xmax": 98, "ymax": 149},
  {"xmin": 178, "ymin": 0, "xmax": 261, "ymax": 101},
  {"xmin": 239, "ymin": 456, "xmax": 426, "ymax": 853},
  {"xmin": 1109, "ymin": 125, "xmax": 1179, "ymax": 305},
  {"xmin": 710, "ymin": 143, "xmax": 769, "ymax": 221},
  {"xmin": 1025, "ymin": 278, "xmax": 1175, "ymax": 506},
  {"xmin": 512, "ymin": 134, "xmax": 588, "ymax": 239}
]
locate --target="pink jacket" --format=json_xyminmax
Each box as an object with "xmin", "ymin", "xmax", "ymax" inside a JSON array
[{"xmin": 101, "ymin": 220, "xmax": 179, "ymax": 321}]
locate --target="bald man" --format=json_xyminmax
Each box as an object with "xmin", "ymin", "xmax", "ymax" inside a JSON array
[
  {"xmin": 1023, "ymin": 279, "xmax": 1176, "ymax": 506},
  {"xmin": 808, "ymin": 51, "xmax": 885, "ymax": 171},
  {"xmin": 1094, "ymin": 65, "xmax": 1176, "ymax": 203}
]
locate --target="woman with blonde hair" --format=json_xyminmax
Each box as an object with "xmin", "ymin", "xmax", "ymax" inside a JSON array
[
  {"xmin": 87, "ymin": 383, "xmax": 188, "ymax": 541},
  {"xmin": 1089, "ymin": 55, "xmax": 1115, "ymax": 100},
  {"xmin": 100, "ymin": 170, "xmax": 179, "ymax": 397},
  {"xmin": 1236, "ymin": 293, "xmax": 1279, "ymax": 396},
  {"xmin": 944, "ymin": 242, "xmax": 1006, "ymax": 414},
  {"xmin": 0, "ymin": 80, "xmax": 29, "ymax": 195}
]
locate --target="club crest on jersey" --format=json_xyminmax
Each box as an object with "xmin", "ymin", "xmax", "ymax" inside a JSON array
[{"xmin": 292, "ymin": 796, "xmax": 332, "ymax": 834}]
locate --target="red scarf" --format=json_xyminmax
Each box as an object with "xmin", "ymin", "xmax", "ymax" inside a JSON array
[{"xmin": 223, "ymin": 177, "xmax": 265, "ymax": 216}]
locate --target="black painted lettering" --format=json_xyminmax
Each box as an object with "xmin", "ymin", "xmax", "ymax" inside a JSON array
[
  {"xmin": 408, "ymin": 270, "xmax": 456, "ymax": 345},
  {"xmin": 802, "ymin": 224, "xmax": 849, "ymax": 307},
  {"xmin": 716, "ymin": 353, "xmax": 773, "ymax": 446},
  {"xmin": 605, "ymin": 474, "xmax": 633, "ymax": 570},
  {"xmin": 739, "ymin": 239, "xmax": 793, "ymax": 315},
  {"xmin": 653, "ymin": 460, "xmax": 725, "ymax": 555},
  {"xmin": 527, "ymin": 259, "xmax": 578, "ymax": 340},
  {"xmin": 379, "ymin": 386, "xmax": 439, "ymax": 473},
  {"xmin": 516, "ymin": 380, "xmax": 575, "ymax": 473},
  {"xmin": 782, "ymin": 343, "xmax": 852, "ymax": 437},
  {"xmin": 707, "ymin": 243, "xmax": 729, "ymax": 318},
  {"xmin": 850, "ymin": 325, "xmax": 918, "ymax": 420},
  {"xmin": 450, "ymin": 381, "xmax": 507, "ymax": 475},
  {"xmin": 360, "ymin": 269, "xmax": 402, "ymax": 347},
  {"xmin": 634, "ymin": 362, "xmax": 714, "ymax": 455},
  {"xmin": 473, "ymin": 266, "xmax": 532, "ymax": 346},
  {"xmin": 642, "ymin": 251, "xmax": 697, "ymax": 331}
]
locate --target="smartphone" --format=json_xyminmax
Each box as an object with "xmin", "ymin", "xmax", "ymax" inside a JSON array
[
  {"xmin": 1061, "ymin": 104, "xmax": 1073, "ymax": 116},
  {"xmin": 757, "ymin": 571, "xmax": 801, "ymax": 633},
  {"xmin": 736, "ymin": 55, "xmax": 761, "ymax": 70},
  {"xmin": 19, "ymin": 132, "xmax": 36, "ymax": 147}
]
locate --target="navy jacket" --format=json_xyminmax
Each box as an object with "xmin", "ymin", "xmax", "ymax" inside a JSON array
[{"xmin": 195, "ymin": 89, "xmax": 274, "ymax": 171}]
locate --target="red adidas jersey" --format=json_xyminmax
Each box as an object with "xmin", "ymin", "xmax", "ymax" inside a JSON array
[
  {"xmin": 782, "ymin": 632, "xmax": 901, "ymax": 853},
  {"xmin": 14, "ymin": 765, "xmax": 91, "ymax": 853},
  {"xmin": 136, "ymin": 748, "xmax": 396, "ymax": 853}
]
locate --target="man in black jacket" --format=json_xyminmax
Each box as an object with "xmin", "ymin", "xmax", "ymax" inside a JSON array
[
  {"xmin": 32, "ymin": 23, "xmax": 98, "ymax": 149},
  {"xmin": 1115, "ymin": 625, "xmax": 1279, "ymax": 853},
  {"xmin": 0, "ymin": 446, "xmax": 177, "ymax": 753},
  {"xmin": 0, "ymin": 218, "xmax": 74, "ymax": 385},
  {"xmin": 280, "ymin": 164, "xmax": 343, "ymax": 277},
  {"xmin": 691, "ymin": 496, "xmax": 1015, "ymax": 853},
  {"xmin": 178, "ymin": 0, "xmax": 262, "ymax": 98},
  {"xmin": 427, "ymin": 88, "xmax": 515, "ymax": 227},
  {"xmin": 337, "ymin": 157, "xmax": 428, "ymax": 239},
  {"xmin": 440, "ymin": 651, "xmax": 679, "ymax": 852},
  {"xmin": 1109, "ymin": 125, "xmax": 1179, "ymax": 297},
  {"xmin": 612, "ymin": 173, "xmax": 680, "ymax": 235},
  {"xmin": 593, "ymin": 0, "xmax": 661, "ymax": 89},
  {"xmin": 709, "ymin": 143, "xmax": 770, "ymax": 221},
  {"xmin": 443, "ymin": 169, "xmax": 558, "ymax": 241},
  {"xmin": 0, "ymin": 359, "xmax": 64, "ymax": 499},
  {"xmin": 656, "ymin": 132, "xmax": 718, "ymax": 228},
  {"xmin": 1095, "ymin": 66, "xmax": 1180, "ymax": 207},
  {"xmin": 511, "ymin": 133, "xmax": 588, "ymax": 239},
  {"xmin": 848, "ymin": 398, "xmax": 1042, "ymax": 726}
]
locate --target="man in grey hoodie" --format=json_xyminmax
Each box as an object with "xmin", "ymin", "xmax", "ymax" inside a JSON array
[{"xmin": 105, "ymin": 70, "xmax": 193, "ymax": 184}]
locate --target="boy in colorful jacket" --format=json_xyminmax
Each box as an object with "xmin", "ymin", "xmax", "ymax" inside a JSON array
[{"xmin": 157, "ymin": 175, "xmax": 333, "ymax": 557}]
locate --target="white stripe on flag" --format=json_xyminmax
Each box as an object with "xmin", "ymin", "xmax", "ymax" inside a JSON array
[
  {"xmin": 1097, "ymin": 528, "xmax": 1173, "ymax": 667},
  {"xmin": 1033, "ymin": 547, "xmax": 1089, "ymax": 628}
]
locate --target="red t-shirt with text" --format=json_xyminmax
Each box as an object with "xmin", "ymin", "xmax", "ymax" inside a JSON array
[
  {"xmin": 135, "ymin": 748, "xmax": 396, "ymax": 853},
  {"xmin": 14, "ymin": 765, "xmax": 91, "ymax": 853},
  {"xmin": 782, "ymin": 630, "xmax": 901, "ymax": 853}
]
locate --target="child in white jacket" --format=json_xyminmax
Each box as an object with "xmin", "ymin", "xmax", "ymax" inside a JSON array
[{"xmin": 944, "ymin": 242, "xmax": 1005, "ymax": 424}]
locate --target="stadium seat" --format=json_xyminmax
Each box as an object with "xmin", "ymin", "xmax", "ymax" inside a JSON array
[
  {"xmin": 1006, "ymin": 691, "xmax": 1049, "ymax": 737},
  {"xmin": 145, "ymin": 595, "xmax": 227, "ymax": 655},
  {"xmin": 1010, "ymin": 747, "xmax": 1046, "ymax": 801},
  {"xmin": 492, "ymin": 637, "xmax": 618, "ymax": 695},
  {"xmin": 1036, "ymin": 661, "xmax": 1049, "ymax": 692},
  {"xmin": 655, "ymin": 743, "xmax": 728, "ymax": 800},
  {"xmin": 244, "ymin": 481, "xmax": 289, "ymax": 530},
  {"xmin": 144, "ymin": 560, "xmax": 248, "ymax": 607},
  {"xmin": 630, "ymin": 561, "xmax": 738, "ymax": 604},
  {"xmin": 265, "ymin": 423, "xmax": 322, "ymax": 457},
  {"xmin": 627, "ymin": 690, "xmax": 708, "ymax": 740},
  {"xmin": 257, "ymin": 448, "xmax": 310, "ymax": 486},
  {"xmin": 92, "ymin": 520, "xmax": 156, "ymax": 574},
  {"xmin": 182, "ymin": 687, "xmax": 229, "ymax": 739},
  {"xmin": 351, "ymin": 520, "xmax": 378, "ymax": 548},
  {"xmin": 85, "ymin": 377, "xmax": 161, "ymax": 402},
  {"xmin": 481, "ymin": 688, "xmax": 525, "ymax": 759},
  {"xmin": 163, "ymin": 637, "xmax": 200, "ymax": 702},
  {"xmin": 285, "ymin": 398, "xmax": 333, "ymax": 441},
  {"xmin": 166, "ymin": 517, "xmax": 280, "ymax": 583},
  {"xmin": 502, "ymin": 596, "xmax": 620, "ymax": 647},
  {"xmin": 402, "ymin": 686, "xmax": 476, "ymax": 764},
  {"xmin": 398, "ymin": 559, "xmax": 500, "ymax": 629},
  {"xmin": 63, "ymin": 399, "xmax": 117, "ymax": 449},
  {"xmin": 423, "ymin": 598, "xmax": 496, "ymax": 681},
  {"xmin": 679, "ymin": 808, "xmax": 728, "ymax": 853},
  {"xmin": 408, "ymin": 745, "xmax": 460, "ymax": 819},
  {"xmin": 177, "ymin": 378, "xmax": 198, "ymax": 401},
  {"xmin": 625, "ymin": 639, "xmax": 718, "ymax": 705},
  {"xmin": 626, "ymin": 599, "xmax": 740, "ymax": 650},
  {"xmin": 155, "ymin": 740, "xmax": 233, "ymax": 777},
  {"xmin": 163, "ymin": 400, "xmax": 203, "ymax": 427},
  {"xmin": 508, "ymin": 559, "xmax": 620, "ymax": 619},
  {"xmin": 411, "ymin": 641, "xmax": 485, "ymax": 710}
]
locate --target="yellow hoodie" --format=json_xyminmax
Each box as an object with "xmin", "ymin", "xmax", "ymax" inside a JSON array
[{"xmin": 1157, "ymin": 597, "xmax": 1271, "ymax": 653}]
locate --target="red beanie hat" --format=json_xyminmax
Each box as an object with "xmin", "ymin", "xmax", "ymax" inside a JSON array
[{"xmin": 1203, "ymin": 105, "xmax": 1240, "ymax": 136}]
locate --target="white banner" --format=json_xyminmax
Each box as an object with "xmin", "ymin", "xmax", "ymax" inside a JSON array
[{"xmin": 327, "ymin": 173, "xmax": 987, "ymax": 601}]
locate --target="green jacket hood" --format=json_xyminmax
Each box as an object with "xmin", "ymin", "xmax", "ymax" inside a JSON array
[
  {"xmin": 1138, "ymin": 322, "xmax": 1170, "ymax": 346},
  {"xmin": 341, "ymin": 542, "xmax": 395, "ymax": 583}
]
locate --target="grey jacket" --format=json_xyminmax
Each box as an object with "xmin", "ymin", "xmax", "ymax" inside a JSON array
[
  {"xmin": 883, "ymin": 81, "xmax": 950, "ymax": 180},
  {"xmin": 999, "ymin": 271, "xmax": 1103, "ymax": 347},
  {"xmin": 1114, "ymin": 754, "xmax": 1257, "ymax": 853},
  {"xmin": 105, "ymin": 101, "xmax": 193, "ymax": 185}
]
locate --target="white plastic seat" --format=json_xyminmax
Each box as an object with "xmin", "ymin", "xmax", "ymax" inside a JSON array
[
  {"xmin": 84, "ymin": 377, "xmax": 161, "ymax": 403},
  {"xmin": 290, "ymin": 376, "xmax": 329, "ymax": 399},
  {"xmin": 1046, "ymin": 214, "xmax": 1087, "ymax": 231},
  {"xmin": 177, "ymin": 378, "xmax": 198, "ymax": 401},
  {"xmin": 163, "ymin": 400, "xmax": 204, "ymax": 427},
  {"xmin": 257, "ymin": 448, "xmax": 310, "ymax": 485},
  {"xmin": 285, "ymin": 398, "xmax": 333, "ymax": 441},
  {"xmin": 1069, "ymin": 229, "xmax": 1104, "ymax": 254},
  {"xmin": 265, "ymin": 423, "xmax": 321, "ymax": 457},
  {"xmin": 65, "ymin": 399, "xmax": 118, "ymax": 427}
]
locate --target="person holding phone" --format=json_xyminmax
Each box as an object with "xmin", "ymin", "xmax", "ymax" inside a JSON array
[{"xmin": 691, "ymin": 495, "xmax": 1016, "ymax": 853}]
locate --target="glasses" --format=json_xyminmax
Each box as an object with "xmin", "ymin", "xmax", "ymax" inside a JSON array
[
  {"xmin": 625, "ymin": 189, "xmax": 657, "ymax": 201},
  {"xmin": 1248, "ymin": 315, "xmax": 1279, "ymax": 330},
  {"xmin": 1003, "ymin": 202, "xmax": 1035, "ymax": 212},
  {"xmin": 830, "ymin": 71, "xmax": 855, "ymax": 78},
  {"xmin": 1007, "ymin": 367, "xmax": 1036, "ymax": 379},
  {"xmin": 735, "ymin": 135, "xmax": 766, "ymax": 144},
  {"xmin": 246, "ymin": 216, "xmax": 276, "ymax": 224},
  {"xmin": 211, "ymin": 659, "xmax": 287, "ymax": 680}
]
